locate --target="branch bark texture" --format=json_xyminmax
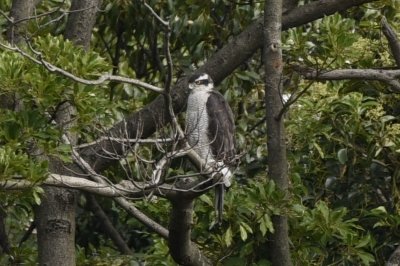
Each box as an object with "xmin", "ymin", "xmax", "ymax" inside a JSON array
[
  {"xmin": 264, "ymin": 0, "xmax": 292, "ymax": 265},
  {"xmin": 64, "ymin": 0, "xmax": 102, "ymax": 50},
  {"xmin": 6, "ymin": 0, "xmax": 42, "ymax": 44}
]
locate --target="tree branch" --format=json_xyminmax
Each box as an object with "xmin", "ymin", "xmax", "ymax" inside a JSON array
[
  {"xmin": 0, "ymin": 42, "xmax": 164, "ymax": 94},
  {"xmin": 86, "ymin": 194, "xmax": 133, "ymax": 255},
  {"xmin": 295, "ymin": 66, "xmax": 400, "ymax": 92},
  {"xmin": 381, "ymin": 17, "xmax": 400, "ymax": 67}
]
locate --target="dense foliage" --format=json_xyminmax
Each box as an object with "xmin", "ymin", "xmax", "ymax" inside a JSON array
[{"xmin": 0, "ymin": 0, "xmax": 400, "ymax": 265}]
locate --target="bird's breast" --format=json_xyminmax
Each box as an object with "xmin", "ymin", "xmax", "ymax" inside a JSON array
[{"xmin": 186, "ymin": 91, "xmax": 213, "ymax": 160}]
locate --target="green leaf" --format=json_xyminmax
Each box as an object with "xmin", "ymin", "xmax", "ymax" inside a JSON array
[
  {"xmin": 4, "ymin": 121, "xmax": 21, "ymax": 141},
  {"xmin": 355, "ymin": 234, "xmax": 372, "ymax": 249},
  {"xmin": 337, "ymin": 148, "xmax": 348, "ymax": 164},
  {"xmin": 239, "ymin": 225, "xmax": 248, "ymax": 241},
  {"xmin": 199, "ymin": 194, "xmax": 213, "ymax": 207},
  {"xmin": 260, "ymin": 214, "xmax": 274, "ymax": 235},
  {"xmin": 240, "ymin": 222, "xmax": 253, "ymax": 234},
  {"xmin": 224, "ymin": 226, "xmax": 233, "ymax": 247},
  {"xmin": 313, "ymin": 142, "xmax": 325, "ymax": 158},
  {"xmin": 33, "ymin": 189, "xmax": 42, "ymax": 205}
]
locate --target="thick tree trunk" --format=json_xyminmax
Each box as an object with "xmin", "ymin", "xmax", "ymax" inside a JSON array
[
  {"xmin": 36, "ymin": 104, "xmax": 78, "ymax": 266},
  {"xmin": 64, "ymin": 0, "xmax": 102, "ymax": 50},
  {"xmin": 1, "ymin": 0, "xmax": 42, "ymax": 259},
  {"xmin": 6, "ymin": 0, "xmax": 42, "ymax": 44},
  {"xmin": 263, "ymin": 0, "xmax": 292, "ymax": 265},
  {"xmin": 34, "ymin": 1, "xmax": 101, "ymax": 265},
  {"xmin": 168, "ymin": 199, "xmax": 211, "ymax": 266},
  {"xmin": 35, "ymin": 187, "xmax": 76, "ymax": 266}
]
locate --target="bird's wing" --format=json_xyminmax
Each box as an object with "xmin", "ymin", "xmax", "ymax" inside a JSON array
[{"xmin": 206, "ymin": 91, "xmax": 236, "ymax": 164}]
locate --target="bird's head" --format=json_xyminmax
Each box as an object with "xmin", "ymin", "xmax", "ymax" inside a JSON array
[{"xmin": 188, "ymin": 73, "xmax": 214, "ymax": 92}]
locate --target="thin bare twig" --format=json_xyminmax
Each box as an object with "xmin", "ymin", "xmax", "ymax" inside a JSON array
[
  {"xmin": 142, "ymin": 1, "xmax": 169, "ymax": 27},
  {"xmin": 277, "ymin": 80, "xmax": 314, "ymax": 119}
]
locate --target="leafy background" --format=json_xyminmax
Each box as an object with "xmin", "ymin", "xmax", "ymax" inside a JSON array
[{"xmin": 0, "ymin": 0, "xmax": 400, "ymax": 265}]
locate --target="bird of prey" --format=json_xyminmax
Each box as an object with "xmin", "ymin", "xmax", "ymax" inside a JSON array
[{"xmin": 185, "ymin": 73, "xmax": 236, "ymax": 224}]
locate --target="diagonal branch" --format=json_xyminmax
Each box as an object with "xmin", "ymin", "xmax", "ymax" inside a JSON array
[
  {"xmin": 85, "ymin": 194, "xmax": 133, "ymax": 255},
  {"xmin": 381, "ymin": 17, "xmax": 400, "ymax": 67}
]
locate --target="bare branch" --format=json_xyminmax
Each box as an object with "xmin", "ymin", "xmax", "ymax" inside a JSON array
[
  {"xmin": 0, "ymin": 42, "xmax": 164, "ymax": 93},
  {"xmin": 142, "ymin": 1, "xmax": 169, "ymax": 27},
  {"xmin": 85, "ymin": 195, "xmax": 133, "ymax": 255},
  {"xmin": 277, "ymin": 81, "xmax": 314, "ymax": 119},
  {"xmin": 295, "ymin": 66, "xmax": 400, "ymax": 92},
  {"xmin": 59, "ymin": 134, "xmax": 171, "ymax": 238},
  {"xmin": 76, "ymin": 136, "xmax": 174, "ymax": 149}
]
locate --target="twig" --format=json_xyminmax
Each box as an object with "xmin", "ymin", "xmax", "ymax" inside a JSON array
[
  {"xmin": 276, "ymin": 81, "xmax": 314, "ymax": 119},
  {"xmin": 142, "ymin": 1, "xmax": 169, "ymax": 27}
]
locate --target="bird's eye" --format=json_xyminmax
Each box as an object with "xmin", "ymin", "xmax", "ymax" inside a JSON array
[{"xmin": 194, "ymin": 80, "xmax": 209, "ymax": 86}]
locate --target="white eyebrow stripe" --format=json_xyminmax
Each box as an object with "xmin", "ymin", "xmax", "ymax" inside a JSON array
[{"xmin": 196, "ymin": 74, "xmax": 209, "ymax": 81}]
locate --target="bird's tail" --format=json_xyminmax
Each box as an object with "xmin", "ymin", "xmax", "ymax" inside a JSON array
[{"xmin": 215, "ymin": 184, "xmax": 225, "ymax": 225}]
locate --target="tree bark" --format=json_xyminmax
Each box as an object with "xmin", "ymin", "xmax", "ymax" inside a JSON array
[
  {"xmin": 6, "ymin": 0, "xmax": 42, "ymax": 45},
  {"xmin": 35, "ymin": 187, "xmax": 76, "ymax": 266},
  {"xmin": 34, "ymin": 1, "xmax": 101, "ymax": 265},
  {"xmin": 64, "ymin": 0, "xmax": 102, "ymax": 50},
  {"xmin": 0, "ymin": 208, "xmax": 10, "ymax": 255},
  {"xmin": 1, "ymin": 0, "xmax": 41, "ymax": 259},
  {"xmin": 388, "ymin": 245, "xmax": 400, "ymax": 266},
  {"xmin": 168, "ymin": 199, "xmax": 211, "ymax": 266},
  {"xmin": 264, "ymin": 0, "xmax": 292, "ymax": 265}
]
